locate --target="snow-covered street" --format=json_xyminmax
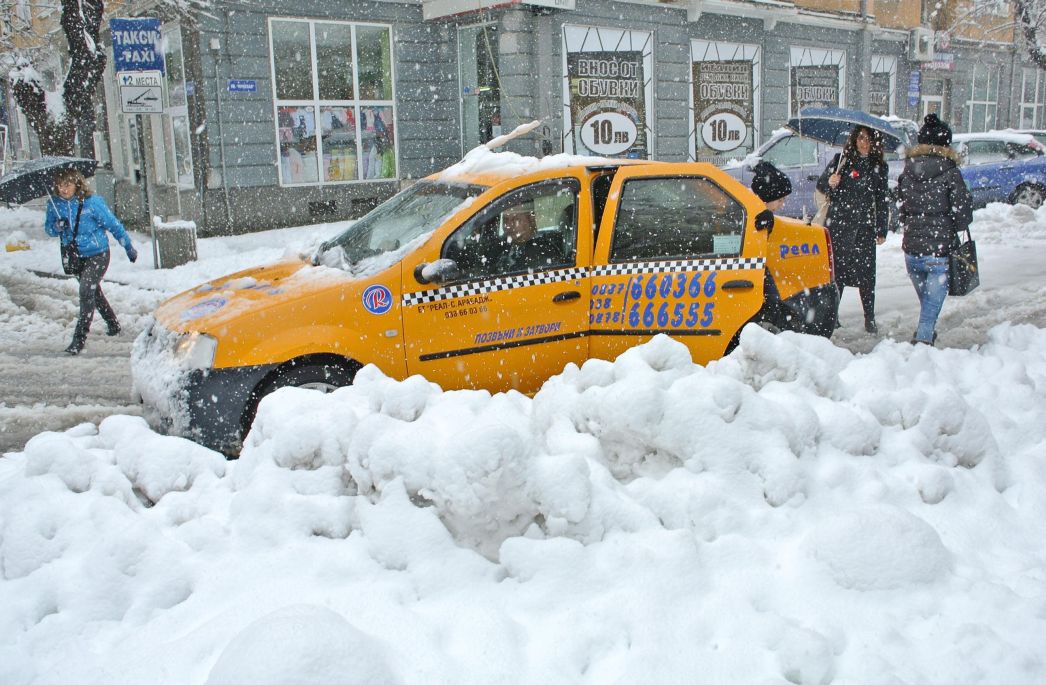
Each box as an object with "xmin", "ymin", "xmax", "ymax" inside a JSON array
[{"xmin": 1, "ymin": 202, "xmax": 1045, "ymax": 683}]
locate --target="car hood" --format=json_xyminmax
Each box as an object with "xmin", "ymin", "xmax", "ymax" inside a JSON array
[{"xmin": 154, "ymin": 257, "xmax": 352, "ymax": 333}]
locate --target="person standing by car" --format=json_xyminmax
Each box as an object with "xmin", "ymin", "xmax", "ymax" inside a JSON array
[
  {"xmin": 45, "ymin": 168, "xmax": 138, "ymax": 356},
  {"xmin": 817, "ymin": 125, "xmax": 890, "ymax": 334},
  {"xmin": 750, "ymin": 160, "xmax": 792, "ymax": 212},
  {"xmin": 896, "ymin": 113, "xmax": 974, "ymax": 346}
]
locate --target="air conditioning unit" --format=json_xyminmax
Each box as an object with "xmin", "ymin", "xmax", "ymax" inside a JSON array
[{"xmin": 909, "ymin": 27, "xmax": 935, "ymax": 62}]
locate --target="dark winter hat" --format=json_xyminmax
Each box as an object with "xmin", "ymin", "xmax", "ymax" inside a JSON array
[
  {"xmin": 751, "ymin": 161, "xmax": 792, "ymax": 203},
  {"xmin": 917, "ymin": 113, "xmax": 952, "ymax": 146}
]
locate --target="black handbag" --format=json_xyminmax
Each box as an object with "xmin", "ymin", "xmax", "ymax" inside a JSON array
[
  {"xmin": 59, "ymin": 201, "xmax": 84, "ymax": 276},
  {"xmin": 948, "ymin": 229, "xmax": 979, "ymax": 296}
]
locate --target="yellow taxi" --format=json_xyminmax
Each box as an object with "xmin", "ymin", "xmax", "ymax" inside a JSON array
[{"xmin": 132, "ymin": 153, "xmax": 837, "ymax": 453}]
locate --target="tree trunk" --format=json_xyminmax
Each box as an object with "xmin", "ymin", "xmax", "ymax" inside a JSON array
[{"xmin": 10, "ymin": 0, "xmax": 106, "ymax": 157}]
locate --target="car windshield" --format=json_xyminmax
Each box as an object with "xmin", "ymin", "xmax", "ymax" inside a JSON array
[{"xmin": 317, "ymin": 181, "xmax": 485, "ymax": 270}]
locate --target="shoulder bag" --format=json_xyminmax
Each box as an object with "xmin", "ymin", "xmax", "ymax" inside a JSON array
[
  {"xmin": 948, "ymin": 228, "xmax": 979, "ymax": 296},
  {"xmin": 60, "ymin": 201, "xmax": 84, "ymax": 276},
  {"xmin": 811, "ymin": 155, "xmax": 845, "ymax": 226}
]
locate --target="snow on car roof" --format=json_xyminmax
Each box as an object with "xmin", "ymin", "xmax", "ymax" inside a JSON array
[
  {"xmin": 434, "ymin": 146, "xmax": 643, "ymax": 186},
  {"xmin": 952, "ymin": 130, "xmax": 1042, "ymax": 147}
]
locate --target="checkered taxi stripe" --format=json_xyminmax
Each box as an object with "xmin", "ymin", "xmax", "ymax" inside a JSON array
[
  {"xmin": 401, "ymin": 258, "xmax": 764, "ymax": 306},
  {"xmin": 590, "ymin": 257, "xmax": 764, "ymax": 276},
  {"xmin": 402, "ymin": 267, "xmax": 587, "ymax": 306}
]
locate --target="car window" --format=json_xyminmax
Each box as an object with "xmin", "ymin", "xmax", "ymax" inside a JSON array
[
  {"xmin": 1009, "ymin": 144, "xmax": 1041, "ymax": 160},
  {"xmin": 442, "ymin": 179, "xmax": 579, "ymax": 280},
  {"xmin": 760, "ymin": 136, "xmax": 819, "ymax": 168},
  {"xmin": 610, "ymin": 176, "xmax": 745, "ymax": 262},
  {"xmin": 965, "ymin": 141, "xmax": 1010, "ymax": 165}
]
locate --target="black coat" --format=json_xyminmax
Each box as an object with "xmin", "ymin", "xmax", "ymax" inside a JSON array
[
  {"xmin": 816, "ymin": 153, "xmax": 890, "ymax": 289},
  {"xmin": 896, "ymin": 144, "xmax": 974, "ymax": 257}
]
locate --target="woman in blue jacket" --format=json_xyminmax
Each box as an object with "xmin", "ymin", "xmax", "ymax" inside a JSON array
[{"xmin": 45, "ymin": 169, "xmax": 138, "ymax": 355}]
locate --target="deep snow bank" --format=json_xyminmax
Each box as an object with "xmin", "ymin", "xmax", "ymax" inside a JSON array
[{"xmin": 1, "ymin": 325, "xmax": 1045, "ymax": 684}]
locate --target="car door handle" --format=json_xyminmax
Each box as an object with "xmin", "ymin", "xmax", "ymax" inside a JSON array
[
  {"xmin": 807, "ymin": 174, "xmax": 820, "ymax": 180},
  {"xmin": 552, "ymin": 290, "xmax": 581, "ymax": 303},
  {"xmin": 721, "ymin": 279, "xmax": 754, "ymax": 290}
]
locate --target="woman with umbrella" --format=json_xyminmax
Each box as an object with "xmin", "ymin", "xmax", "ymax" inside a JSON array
[
  {"xmin": 45, "ymin": 168, "xmax": 138, "ymax": 355},
  {"xmin": 816, "ymin": 125, "xmax": 890, "ymax": 334}
]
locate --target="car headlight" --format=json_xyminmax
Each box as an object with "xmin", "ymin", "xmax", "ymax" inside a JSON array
[{"xmin": 173, "ymin": 333, "xmax": 217, "ymax": 370}]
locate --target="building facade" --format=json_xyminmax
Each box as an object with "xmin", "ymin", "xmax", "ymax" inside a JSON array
[{"xmin": 11, "ymin": 0, "xmax": 1039, "ymax": 234}]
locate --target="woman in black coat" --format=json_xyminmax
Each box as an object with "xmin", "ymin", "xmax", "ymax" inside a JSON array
[
  {"xmin": 816, "ymin": 125, "xmax": 890, "ymax": 334},
  {"xmin": 896, "ymin": 114, "xmax": 973, "ymax": 346}
]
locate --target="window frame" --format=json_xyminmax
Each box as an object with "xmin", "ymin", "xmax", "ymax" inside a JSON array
[
  {"xmin": 441, "ymin": 178, "xmax": 581, "ymax": 282},
  {"xmin": 268, "ymin": 17, "xmax": 397, "ymax": 188},
  {"xmin": 609, "ymin": 175, "xmax": 747, "ymax": 263},
  {"xmin": 965, "ymin": 65, "xmax": 999, "ymax": 133}
]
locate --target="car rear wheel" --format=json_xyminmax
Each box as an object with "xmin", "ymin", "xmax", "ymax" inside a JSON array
[{"xmin": 1011, "ymin": 183, "xmax": 1046, "ymax": 209}]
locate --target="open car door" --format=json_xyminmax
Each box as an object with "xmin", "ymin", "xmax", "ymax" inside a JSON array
[{"xmin": 588, "ymin": 163, "xmax": 768, "ymax": 365}]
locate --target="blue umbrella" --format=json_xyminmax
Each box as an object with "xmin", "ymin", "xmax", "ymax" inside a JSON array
[
  {"xmin": 785, "ymin": 107, "xmax": 909, "ymax": 152},
  {"xmin": 0, "ymin": 156, "xmax": 99, "ymax": 205}
]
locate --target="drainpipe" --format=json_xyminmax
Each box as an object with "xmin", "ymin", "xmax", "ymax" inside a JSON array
[
  {"xmin": 210, "ymin": 23, "xmax": 233, "ymax": 229},
  {"xmin": 858, "ymin": 0, "xmax": 872, "ymax": 112}
]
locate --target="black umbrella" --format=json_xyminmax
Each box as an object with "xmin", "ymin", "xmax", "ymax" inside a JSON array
[{"xmin": 0, "ymin": 156, "xmax": 99, "ymax": 205}]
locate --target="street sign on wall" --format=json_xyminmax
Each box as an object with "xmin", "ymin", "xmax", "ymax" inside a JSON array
[
  {"xmin": 110, "ymin": 18, "xmax": 165, "ymax": 74},
  {"xmin": 118, "ymin": 70, "xmax": 164, "ymax": 114}
]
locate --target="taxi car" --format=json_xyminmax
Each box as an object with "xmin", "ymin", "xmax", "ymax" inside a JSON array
[{"xmin": 133, "ymin": 155, "xmax": 838, "ymax": 453}]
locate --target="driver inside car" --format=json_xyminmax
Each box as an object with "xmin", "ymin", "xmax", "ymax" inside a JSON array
[{"xmin": 495, "ymin": 202, "xmax": 564, "ymax": 273}]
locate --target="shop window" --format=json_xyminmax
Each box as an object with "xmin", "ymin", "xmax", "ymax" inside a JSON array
[
  {"xmin": 269, "ymin": 18, "xmax": 396, "ymax": 186},
  {"xmin": 163, "ymin": 24, "xmax": 193, "ymax": 189},
  {"xmin": 965, "ymin": 66, "xmax": 998, "ymax": 133}
]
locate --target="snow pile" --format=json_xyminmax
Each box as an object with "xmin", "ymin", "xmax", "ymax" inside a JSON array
[
  {"xmin": 3, "ymin": 325, "xmax": 1046, "ymax": 683},
  {"xmin": 966, "ymin": 201, "xmax": 1046, "ymax": 243}
]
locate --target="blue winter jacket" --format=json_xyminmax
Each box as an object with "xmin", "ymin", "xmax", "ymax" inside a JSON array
[{"xmin": 44, "ymin": 194, "xmax": 133, "ymax": 258}]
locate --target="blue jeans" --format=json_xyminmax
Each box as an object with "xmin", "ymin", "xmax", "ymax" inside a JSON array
[{"xmin": 905, "ymin": 254, "xmax": 949, "ymax": 343}]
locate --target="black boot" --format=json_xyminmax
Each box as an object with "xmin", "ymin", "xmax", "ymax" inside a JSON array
[
  {"xmin": 864, "ymin": 318, "xmax": 878, "ymax": 334},
  {"xmin": 106, "ymin": 321, "xmax": 121, "ymax": 336},
  {"xmin": 64, "ymin": 340, "xmax": 84, "ymax": 355}
]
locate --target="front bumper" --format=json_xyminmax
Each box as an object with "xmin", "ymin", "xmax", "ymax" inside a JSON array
[{"xmin": 132, "ymin": 321, "xmax": 276, "ymax": 454}]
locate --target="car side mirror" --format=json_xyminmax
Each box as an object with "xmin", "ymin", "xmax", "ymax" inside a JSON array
[
  {"xmin": 754, "ymin": 208, "xmax": 775, "ymax": 234},
  {"xmin": 414, "ymin": 258, "xmax": 461, "ymax": 285}
]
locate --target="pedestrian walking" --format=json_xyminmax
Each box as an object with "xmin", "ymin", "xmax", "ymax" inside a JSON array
[
  {"xmin": 750, "ymin": 160, "xmax": 792, "ymax": 213},
  {"xmin": 816, "ymin": 125, "xmax": 890, "ymax": 334},
  {"xmin": 895, "ymin": 113, "xmax": 974, "ymax": 346},
  {"xmin": 44, "ymin": 168, "xmax": 138, "ymax": 356}
]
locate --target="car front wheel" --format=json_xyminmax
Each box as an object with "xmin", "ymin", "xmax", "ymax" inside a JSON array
[
  {"xmin": 1011, "ymin": 183, "xmax": 1046, "ymax": 209},
  {"xmin": 240, "ymin": 360, "xmax": 358, "ymax": 446}
]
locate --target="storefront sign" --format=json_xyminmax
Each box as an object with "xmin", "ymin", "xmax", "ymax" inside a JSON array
[
  {"xmin": 869, "ymin": 72, "xmax": 891, "ymax": 116},
  {"xmin": 908, "ymin": 71, "xmax": 921, "ymax": 107},
  {"xmin": 694, "ymin": 60, "xmax": 753, "ymax": 154},
  {"xmin": 563, "ymin": 27, "xmax": 652, "ymax": 159},
  {"xmin": 790, "ymin": 65, "xmax": 840, "ymax": 115},
  {"xmin": 228, "ymin": 79, "xmax": 257, "ymax": 93},
  {"xmin": 424, "ymin": 0, "xmax": 575, "ymax": 20},
  {"xmin": 925, "ymin": 52, "xmax": 956, "ymax": 71},
  {"xmin": 110, "ymin": 18, "xmax": 165, "ymax": 74}
]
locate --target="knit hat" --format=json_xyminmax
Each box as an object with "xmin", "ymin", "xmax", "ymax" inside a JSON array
[
  {"xmin": 751, "ymin": 161, "xmax": 792, "ymax": 203},
  {"xmin": 917, "ymin": 113, "xmax": 952, "ymax": 146}
]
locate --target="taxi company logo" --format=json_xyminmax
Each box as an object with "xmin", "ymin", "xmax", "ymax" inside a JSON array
[
  {"xmin": 363, "ymin": 285, "xmax": 393, "ymax": 314},
  {"xmin": 779, "ymin": 243, "xmax": 821, "ymax": 259},
  {"xmin": 181, "ymin": 298, "xmax": 227, "ymax": 321}
]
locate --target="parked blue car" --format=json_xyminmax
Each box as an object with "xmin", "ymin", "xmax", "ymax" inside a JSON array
[
  {"xmin": 724, "ymin": 127, "xmax": 910, "ymax": 223},
  {"xmin": 951, "ymin": 132, "xmax": 1046, "ymax": 208}
]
